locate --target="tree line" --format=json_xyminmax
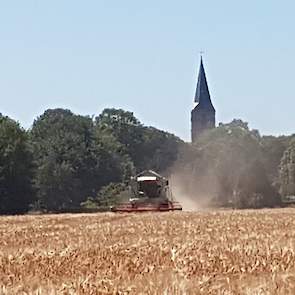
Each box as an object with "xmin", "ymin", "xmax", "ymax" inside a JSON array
[
  {"xmin": 0, "ymin": 108, "xmax": 181, "ymax": 214},
  {"xmin": 1, "ymin": 109, "xmax": 295, "ymax": 214},
  {"xmin": 174, "ymin": 119, "xmax": 294, "ymax": 208}
]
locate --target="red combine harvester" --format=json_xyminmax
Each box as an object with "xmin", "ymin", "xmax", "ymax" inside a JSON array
[{"xmin": 111, "ymin": 170, "xmax": 182, "ymax": 212}]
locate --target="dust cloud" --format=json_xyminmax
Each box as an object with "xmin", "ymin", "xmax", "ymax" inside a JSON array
[{"xmin": 169, "ymin": 171, "xmax": 215, "ymax": 211}]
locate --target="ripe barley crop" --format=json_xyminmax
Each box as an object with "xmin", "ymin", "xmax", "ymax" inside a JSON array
[{"xmin": 1, "ymin": 209, "xmax": 295, "ymax": 294}]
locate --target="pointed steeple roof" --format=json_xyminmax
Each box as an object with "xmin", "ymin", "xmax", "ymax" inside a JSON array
[{"xmin": 194, "ymin": 57, "xmax": 215, "ymax": 110}]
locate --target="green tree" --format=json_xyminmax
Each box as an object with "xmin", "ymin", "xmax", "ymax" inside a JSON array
[
  {"xmin": 95, "ymin": 108, "xmax": 182, "ymax": 174},
  {"xmin": 95, "ymin": 108, "xmax": 144, "ymax": 166},
  {"xmin": 260, "ymin": 135, "xmax": 293, "ymax": 188},
  {"xmin": 279, "ymin": 139, "xmax": 295, "ymax": 197},
  {"xmin": 137, "ymin": 127, "xmax": 182, "ymax": 173},
  {"xmin": 30, "ymin": 108, "xmax": 131, "ymax": 211},
  {"xmin": 0, "ymin": 114, "xmax": 34, "ymax": 214},
  {"xmin": 94, "ymin": 124, "xmax": 135, "ymax": 184}
]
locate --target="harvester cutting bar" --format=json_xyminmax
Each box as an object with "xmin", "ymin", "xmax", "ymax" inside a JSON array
[{"xmin": 111, "ymin": 201, "xmax": 182, "ymax": 213}]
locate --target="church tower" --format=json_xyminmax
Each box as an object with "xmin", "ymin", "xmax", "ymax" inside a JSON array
[{"xmin": 191, "ymin": 57, "xmax": 215, "ymax": 142}]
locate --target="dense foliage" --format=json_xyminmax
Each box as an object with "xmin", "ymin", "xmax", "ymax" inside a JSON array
[
  {"xmin": 0, "ymin": 109, "xmax": 295, "ymax": 213},
  {"xmin": 27, "ymin": 108, "xmax": 180, "ymax": 212},
  {"xmin": 30, "ymin": 109, "xmax": 105, "ymax": 211},
  {"xmin": 279, "ymin": 139, "xmax": 295, "ymax": 198},
  {"xmin": 95, "ymin": 108, "xmax": 182, "ymax": 173},
  {"xmin": 0, "ymin": 114, "xmax": 34, "ymax": 214}
]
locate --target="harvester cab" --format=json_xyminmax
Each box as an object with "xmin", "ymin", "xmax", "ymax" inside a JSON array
[{"xmin": 111, "ymin": 170, "xmax": 182, "ymax": 212}]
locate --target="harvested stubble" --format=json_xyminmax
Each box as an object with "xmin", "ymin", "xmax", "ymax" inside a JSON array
[{"xmin": 1, "ymin": 210, "xmax": 295, "ymax": 294}]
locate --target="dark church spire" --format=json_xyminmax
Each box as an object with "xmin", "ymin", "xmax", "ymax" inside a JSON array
[
  {"xmin": 194, "ymin": 57, "xmax": 215, "ymax": 111},
  {"xmin": 191, "ymin": 57, "xmax": 216, "ymax": 143}
]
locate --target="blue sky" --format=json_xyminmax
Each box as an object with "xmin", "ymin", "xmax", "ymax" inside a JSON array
[{"xmin": 0, "ymin": 1, "xmax": 294, "ymax": 141}]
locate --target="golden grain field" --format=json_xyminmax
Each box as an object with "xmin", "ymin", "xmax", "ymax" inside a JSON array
[{"xmin": 1, "ymin": 209, "xmax": 295, "ymax": 294}]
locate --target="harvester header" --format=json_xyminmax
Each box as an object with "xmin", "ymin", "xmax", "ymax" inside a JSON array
[{"xmin": 111, "ymin": 170, "xmax": 182, "ymax": 212}]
